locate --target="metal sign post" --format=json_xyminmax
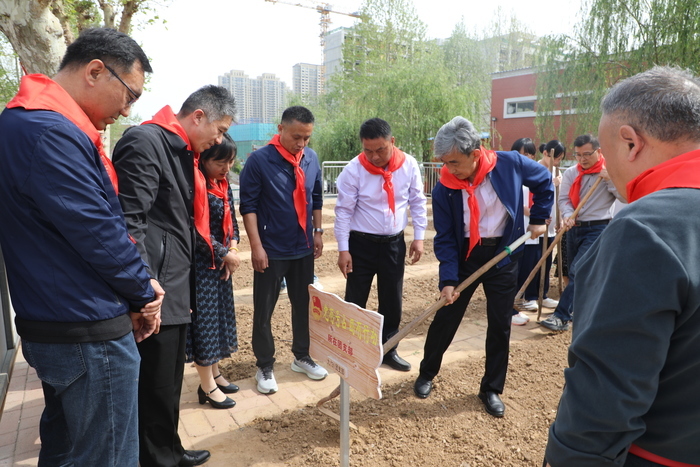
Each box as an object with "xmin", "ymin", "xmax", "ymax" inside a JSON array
[{"xmin": 308, "ymin": 285, "xmax": 385, "ymax": 467}]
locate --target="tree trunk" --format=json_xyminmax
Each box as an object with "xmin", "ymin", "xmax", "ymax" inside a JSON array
[{"xmin": 0, "ymin": 0, "xmax": 67, "ymax": 75}]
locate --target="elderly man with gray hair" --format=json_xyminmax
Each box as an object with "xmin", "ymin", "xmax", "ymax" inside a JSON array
[
  {"xmin": 414, "ymin": 116, "xmax": 553, "ymax": 418},
  {"xmin": 544, "ymin": 66, "xmax": 700, "ymax": 467}
]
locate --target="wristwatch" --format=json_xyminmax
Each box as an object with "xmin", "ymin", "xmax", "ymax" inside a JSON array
[{"xmin": 313, "ymin": 228, "xmax": 324, "ymax": 234}]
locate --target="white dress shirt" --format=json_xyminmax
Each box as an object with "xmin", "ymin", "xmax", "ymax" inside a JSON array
[
  {"xmin": 461, "ymin": 175, "xmax": 508, "ymax": 239},
  {"xmin": 334, "ymin": 153, "xmax": 428, "ymax": 251}
]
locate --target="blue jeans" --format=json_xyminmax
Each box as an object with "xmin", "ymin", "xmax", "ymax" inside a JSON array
[
  {"xmin": 22, "ymin": 333, "xmax": 141, "ymax": 467},
  {"xmin": 553, "ymin": 224, "xmax": 608, "ymax": 322}
]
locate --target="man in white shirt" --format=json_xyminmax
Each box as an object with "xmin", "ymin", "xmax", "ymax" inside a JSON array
[{"xmin": 335, "ymin": 118, "xmax": 428, "ymax": 371}]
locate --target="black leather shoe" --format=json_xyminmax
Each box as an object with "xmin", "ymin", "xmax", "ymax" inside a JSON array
[
  {"xmin": 198, "ymin": 386, "xmax": 235, "ymax": 409},
  {"xmin": 179, "ymin": 449, "xmax": 211, "ymax": 466},
  {"xmin": 382, "ymin": 350, "xmax": 411, "ymax": 371},
  {"xmin": 414, "ymin": 376, "xmax": 433, "ymax": 399},
  {"xmin": 214, "ymin": 374, "xmax": 239, "ymax": 393},
  {"xmin": 478, "ymin": 391, "xmax": 505, "ymax": 418}
]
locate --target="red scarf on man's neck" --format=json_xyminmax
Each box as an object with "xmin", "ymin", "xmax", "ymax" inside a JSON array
[
  {"xmin": 439, "ymin": 147, "xmax": 497, "ymax": 258},
  {"xmin": 269, "ymin": 134, "xmax": 308, "ymax": 243},
  {"xmin": 207, "ymin": 177, "xmax": 234, "ymax": 246},
  {"xmin": 143, "ymin": 106, "xmax": 214, "ymax": 266},
  {"xmin": 627, "ymin": 149, "xmax": 700, "ymax": 202},
  {"xmin": 6, "ymin": 74, "xmax": 119, "ymax": 192},
  {"xmin": 569, "ymin": 156, "xmax": 606, "ymax": 208},
  {"xmin": 358, "ymin": 147, "xmax": 406, "ymax": 217}
]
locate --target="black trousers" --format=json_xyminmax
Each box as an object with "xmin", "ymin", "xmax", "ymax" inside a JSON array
[
  {"xmin": 252, "ymin": 254, "xmax": 314, "ymax": 368},
  {"xmin": 137, "ymin": 323, "xmax": 187, "ymax": 467},
  {"xmin": 419, "ymin": 243, "xmax": 518, "ymax": 394},
  {"xmin": 344, "ymin": 232, "xmax": 406, "ymax": 349}
]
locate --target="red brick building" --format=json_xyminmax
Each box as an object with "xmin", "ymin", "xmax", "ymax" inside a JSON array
[{"xmin": 490, "ymin": 68, "xmax": 539, "ymax": 151}]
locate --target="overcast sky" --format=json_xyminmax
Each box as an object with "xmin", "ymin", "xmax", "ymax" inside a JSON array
[{"xmin": 130, "ymin": 0, "xmax": 582, "ymax": 120}]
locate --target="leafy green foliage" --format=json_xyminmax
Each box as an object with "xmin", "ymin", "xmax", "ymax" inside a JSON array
[
  {"xmin": 0, "ymin": 35, "xmax": 20, "ymax": 108},
  {"xmin": 308, "ymin": 1, "xmax": 491, "ymax": 162},
  {"xmin": 535, "ymin": 0, "xmax": 700, "ymax": 143}
]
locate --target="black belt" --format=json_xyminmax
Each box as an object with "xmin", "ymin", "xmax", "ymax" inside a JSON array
[
  {"xmin": 574, "ymin": 219, "xmax": 610, "ymax": 227},
  {"xmin": 350, "ymin": 230, "xmax": 403, "ymax": 243},
  {"xmin": 466, "ymin": 236, "xmax": 502, "ymax": 246}
]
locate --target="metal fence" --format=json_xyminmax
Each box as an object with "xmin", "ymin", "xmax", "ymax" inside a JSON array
[{"xmin": 322, "ymin": 161, "xmax": 442, "ymax": 198}]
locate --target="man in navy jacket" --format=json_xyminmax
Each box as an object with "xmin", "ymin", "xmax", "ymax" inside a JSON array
[
  {"xmin": 240, "ymin": 106, "xmax": 328, "ymax": 394},
  {"xmin": 0, "ymin": 29, "xmax": 162, "ymax": 466},
  {"xmin": 414, "ymin": 116, "xmax": 553, "ymax": 418}
]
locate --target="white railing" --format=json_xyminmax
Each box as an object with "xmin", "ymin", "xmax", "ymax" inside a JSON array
[{"xmin": 322, "ymin": 161, "xmax": 442, "ymax": 198}]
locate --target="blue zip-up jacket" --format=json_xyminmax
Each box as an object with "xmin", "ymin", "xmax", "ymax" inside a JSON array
[
  {"xmin": 239, "ymin": 144, "xmax": 323, "ymax": 259},
  {"xmin": 433, "ymin": 150, "xmax": 553, "ymax": 290},
  {"xmin": 0, "ymin": 107, "xmax": 155, "ymax": 343}
]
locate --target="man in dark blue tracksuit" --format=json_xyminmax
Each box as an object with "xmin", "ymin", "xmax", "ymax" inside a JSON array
[{"xmin": 240, "ymin": 106, "xmax": 328, "ymax": 395}]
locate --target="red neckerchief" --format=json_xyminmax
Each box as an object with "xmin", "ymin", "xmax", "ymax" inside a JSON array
[
  {"xmin": 6, "ymin": 74, "xmax": 119, "ymax": 192},
  {"xmin": 206, "ymin": 176, "xmax": 234, "ymax": 246},
  {"xmin": 627, "ymin": 149, "xmax": 700, "ymax": 202},
  {"xmin": 569, "ymin": 156, "xmax": 606, "ymax": 208},
  {"xmin": 143, "ymin": 106, "xmax": 214, "ymax": 267},
  {"xmin": 269, "ymin": 134, "xmax": 308, "ymax": 244},
  {"xmin": 358, "ymin": 146, "xmax": 406, "ymax": 218},
  {"xmin": 439, "ymin": 146, "xmax": 497, "ymax": 258}
]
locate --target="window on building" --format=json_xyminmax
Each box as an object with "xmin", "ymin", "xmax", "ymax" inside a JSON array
[{"xmin": 503, "ymin": 96, "xmax": 536, "ymax": 119}]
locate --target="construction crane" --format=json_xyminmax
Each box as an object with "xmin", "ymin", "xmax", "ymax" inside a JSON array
[{"xmin": 264, "ymin": 0, "xmax": 362, "ymax": 47}]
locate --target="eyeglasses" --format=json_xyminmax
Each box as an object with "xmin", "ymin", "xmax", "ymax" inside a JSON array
[
  {"xmin": 574, "ymin": 150, "xmax": 598, "ymax": 158},
  {"xmin": 104, "ymin": 64, "xmax": 140, "ymax": 107}
]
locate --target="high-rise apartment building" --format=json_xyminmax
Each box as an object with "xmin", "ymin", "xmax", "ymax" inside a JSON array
[
  {"xmin": 323, "ymin": 27, "xmax": 350, "ymax": 84},
  {"xmin": 218, "ymin": 70, "xmax": 287, "ymax": 124},
  {"xmin": 292, "ymin": 63, "xmax": 324, "ymax": 103}
]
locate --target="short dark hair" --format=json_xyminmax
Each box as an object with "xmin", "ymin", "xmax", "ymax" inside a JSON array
[
  {"xmin": 510, "ymin": 137, "xmax": 536, "ymax": 156},
  {"xmin": 359, "ymin": 118, "xmax": 392, "ymax": 140},
  {"xmin": 200, "ymin": 133, "xmax": 237, "ymax": 164},
  {"xmin": 281, "ymin": 106, "xmax": 314, "ymax": 125},
  {"xmin": 539, "ymin": 143, "xmax": 547, "ymax": 154},
  {"xmin": 59, "ymin": 28, "xmax": 152, "ymax": 74},
  {"xmin": 601, "ymin": 66, "xmax": 700, "ymax": 142},
  {"xmin": 179, "ymin": 85, "xmax": 236, "ymax": 122},
  {"xmin": 544, "ymin": 139, "xmax": 566, "ymax": 158},
  {"xmin": 573, "ymin": 134, "xmax": 600, "ymax": 150}
]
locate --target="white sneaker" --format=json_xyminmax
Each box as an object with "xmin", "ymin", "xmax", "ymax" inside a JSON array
[
  {"xmin": 541, "ymin": 298, "xmax": 559, "ymax": 308},
  {"xmin": 511, "ymin": 312, "xmax": 530, "ymax": 326},
  {"xmin": 291, "ymin": 356, "xmax": 328, "ymax": 380},
  {"xmin": 519, "ymin": 300, "xmax": 538, "ymax": 311},
  {"xmin": 256, "ymin": 366, "xmax": 278, "ymax": 394},
  {"xmin": 313, "ymin": 275, "xmax": 324, "ymax": 290}
]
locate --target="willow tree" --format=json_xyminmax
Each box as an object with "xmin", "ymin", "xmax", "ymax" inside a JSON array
[
  {"xmin": 311, "ymin": 1, "xmax": 491, "ymax": 162},
  {"xmin": 535, "ymin": 0, "xmax": 700, "ymax": 143}
]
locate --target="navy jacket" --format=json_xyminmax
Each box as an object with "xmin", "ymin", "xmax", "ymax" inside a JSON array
[
  {"xmin": 546, "ymin": 188, "xmax": 700, "ymax": 466},
  {"xmin": 0, "ymin": 107, "xmax": 154, "ymax": 343},
  {"xmin": 239, "ymin": 144, "xmax": 323, "ymax": 259},
  {"xmin": 432, "ymin": 150, "xmax": 553, "ymax": 289}
]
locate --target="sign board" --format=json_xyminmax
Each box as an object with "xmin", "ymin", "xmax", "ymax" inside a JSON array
[{"xmin": 308, "ymin": 285, "xmax": 384, "ymax": 400}]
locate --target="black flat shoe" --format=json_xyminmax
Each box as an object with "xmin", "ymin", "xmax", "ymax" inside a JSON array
[
  {"xmin": 414, "ymin": 376, "xmax": 433, "ymax": 399},
  {"xmin": 214, "ymin": 373, "xmax": 239, "ymax": 393},
  {"xmin": 179, "ymin": 449, "xmax": 211, "ymax": 466},
  {"xmin": 478, "ymin": 391, "xmax": 505, "ymax": 418},
  {"xmin": 383, "ymin": 350, "xmax": 411, "ymax": 372},
  {"xmin": 198, "ymin": 386, "xmax": 235, "ymax": 409}
]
